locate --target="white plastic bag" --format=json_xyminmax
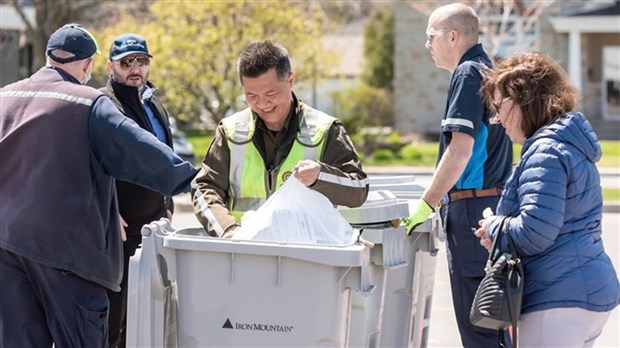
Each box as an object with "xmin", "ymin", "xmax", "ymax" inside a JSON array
[{"xmin": 232, "ymin": 175, "xmax": 354, "ymax": 245}]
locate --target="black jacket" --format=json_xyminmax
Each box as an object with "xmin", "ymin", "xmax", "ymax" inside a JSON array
[{"xmin": 100, "ymin": 78, "xmax": 174, "ymax": 237}]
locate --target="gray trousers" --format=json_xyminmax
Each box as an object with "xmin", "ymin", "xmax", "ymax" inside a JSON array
[{"xmin": 519, "ymin": 307, "xmax": 613, "ymax": 347}]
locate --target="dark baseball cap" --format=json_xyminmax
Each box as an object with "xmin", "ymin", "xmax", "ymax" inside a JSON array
[
  {"xmin": 109, "ymin": 34, "xmax": 153, "ymax": 61},
  {"xmin": 46, "ymin": 23, "xmax": 100, "ymax": 63}
]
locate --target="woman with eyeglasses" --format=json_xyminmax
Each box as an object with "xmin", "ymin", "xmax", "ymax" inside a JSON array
[{"xmin": 475, "ymin": 52, "xmax": 620, "ymax": 347}]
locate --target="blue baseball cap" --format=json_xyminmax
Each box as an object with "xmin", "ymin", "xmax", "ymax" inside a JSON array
[
  {"xmin": 109, "ymin": 34, "xmax": 152, "ymax": 60},
  {"xmin": 46, "ymin": 23, "xmax": 100, "ymax": 63}
]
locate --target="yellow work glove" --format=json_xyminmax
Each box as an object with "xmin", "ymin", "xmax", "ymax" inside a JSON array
[{"xmin": 402, "ymin": 198, "xmax": 434, "ymax": 235}]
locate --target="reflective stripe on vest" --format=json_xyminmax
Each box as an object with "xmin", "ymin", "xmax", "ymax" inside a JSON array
[
  {"xmin": 0, "ymin": 90, "xmax": 94, "ymax": 106},
  {"xmin": 223, "ymin": 104, "xmax": 335, "ymax": 220}
]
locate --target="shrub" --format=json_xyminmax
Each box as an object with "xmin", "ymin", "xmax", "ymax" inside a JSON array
[
  {"xmin": 372, "ymin": 148, "xmax": 395, "ymax": 161},
  {"xmin": 399, "ymin": 144, "xmax": 423, "ymax": 161},
  {"xmin": 331, "ymin": 84, "xmax": 393, "ymax": 136},
  {"xmin": 385, "ymin": 131, "xmax": 405, "ymax": 152}
]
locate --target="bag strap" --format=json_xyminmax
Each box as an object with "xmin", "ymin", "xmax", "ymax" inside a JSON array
[
  {"xmin": 493, "ymin": 217, "xmax": 510, "ymax": 348},
  {"xmin": 503, "ymin": 217, "xmax": 521, "ymax": 348},
  {"xmin": 504, "ymin": 219, "xmax": 519, "ymax": 258},
  {"xmin": 486, "ymin": 217, "xmax": 509, "ymax": 269}
]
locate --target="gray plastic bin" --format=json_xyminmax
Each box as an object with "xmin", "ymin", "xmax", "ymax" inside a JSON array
[
  {"xmin": 126, "ymin": 175, "xmax": 442, "ymax": 348},
  {"xmin": 127, "ymin": 219, "xmax": 378, "ymax": 347},
  {"xmin": 339, "ymin": 180, "xmax": 441, "ymax": 348}
]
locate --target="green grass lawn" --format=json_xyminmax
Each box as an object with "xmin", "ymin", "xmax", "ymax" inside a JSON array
[
  {"xmin": 363, "ymin": 141, "xmax": 620, "ymax": 168},
  {"xmin": 185, "ymin": 130, "xmax": 619, "ymax": 200},
  {"xmin": 514, "ymin": 141, "xmax": 620, "ymax": 168},
  {"xmin": 599, "ymin": 141, "xmax": 620, "ymax": 168},
  {"xmin": 185, "ymin": 129, "xmax": 213, "ymax": 165},
  {"xmin": 603, "ymin": 188, "xmax": 620, "ymax": 202}
]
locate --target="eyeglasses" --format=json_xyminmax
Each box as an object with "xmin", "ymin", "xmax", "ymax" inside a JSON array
[
  {"xmin": 491, "ymin": 97, "xmax": 511, "ymax": 114},
  {"xmin": 118, "ymin": 56, "xmax": 150, "ymax": 69},
  {"xmin": 426, "ymin": 29, "xmax": 447, "ymax": 42}
]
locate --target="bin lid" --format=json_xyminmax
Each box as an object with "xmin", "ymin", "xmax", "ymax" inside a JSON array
[
  {"xmin": 338, "ymin": 190, "xmax": 409, "ymax": 225},
  {"xmin": 163, "ymin": 232, "xmax": 368, "ymax": 267},
  {"xmin": 369, "ymin": 175, "xmax": 425, "ymax": 196},
  {"xmin": 368, "ymin": 175, "xmax": 417, "ymax": 185}
]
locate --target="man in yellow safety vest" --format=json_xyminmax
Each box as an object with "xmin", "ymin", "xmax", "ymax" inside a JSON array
[{"xmin": 192, "ymin": 40, "xmax": 369, "ymax": 237}]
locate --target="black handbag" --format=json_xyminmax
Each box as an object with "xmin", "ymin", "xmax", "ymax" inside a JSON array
[{"xmin": 470, "ymin": 217, "xmax": 524, "ymax": 347}]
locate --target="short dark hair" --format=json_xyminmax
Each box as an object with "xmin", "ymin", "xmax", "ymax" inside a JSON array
[
  {"xmin": 237, "ymin": 40, "xmax": 291, "ymax": 84},
  {"xmin": 482, "ymin": 52, "xmax": 579, "ymax": 138}
]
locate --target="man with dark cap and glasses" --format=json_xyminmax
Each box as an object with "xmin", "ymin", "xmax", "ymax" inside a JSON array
[
  {"xmin": 99, "ymin": 33, "xmax": 175, "ymax": 348},
  {"xmin": 0, "ymin": 24, "xmax": 198, "ymax": 347}
]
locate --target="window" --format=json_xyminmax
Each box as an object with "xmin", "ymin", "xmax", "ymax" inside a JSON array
[{"xmin": 603, "ymin": 46, "xmax": 620, "ymax": 120}]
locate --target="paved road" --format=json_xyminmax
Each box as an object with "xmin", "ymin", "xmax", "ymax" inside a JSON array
[
  {"xmin": 364, "ymin": 166, "xmax": 620, "ymax": 191},
  {"xmin": 364, "ymin": 168, "xmax": 620, "ymax": 213},
  {"xmin": 425, "ymin": 213, "xmax": 620, "ymax": 348}
]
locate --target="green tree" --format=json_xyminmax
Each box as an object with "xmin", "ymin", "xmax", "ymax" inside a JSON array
[
  {"xmin": 362, "ymin": 5, "xmax": 394, "ymax": 91},
  {"xmin": 93, "ymin": 0, "xmax": 331, "ymax": 126},
  {"xmin": 331, "ymin": 83, "xmax": 393, "ymax": 156},
  {"xmin": 330, "ymin": 4, "xmax": 396, "ymax": 155},
  {"xmin": 331, "ymin": 84, "xmax": 393, "ymax": 134}
]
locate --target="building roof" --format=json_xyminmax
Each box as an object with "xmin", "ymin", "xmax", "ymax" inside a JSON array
[
  {"xmin": 573, "ymin": 1, "xmax": 620, "ymax": 16},
  {"xmin": 0, "ymin": 4, "xmax": 35, "ymax": 30},
  {"xmin": 550, "ymin": 1, "xmax": 620, "ymax": 34}
]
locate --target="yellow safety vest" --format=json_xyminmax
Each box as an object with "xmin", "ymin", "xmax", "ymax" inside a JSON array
[{"xmin": 222, "ymin": 103, "xmax": 335, "ymax": 220}]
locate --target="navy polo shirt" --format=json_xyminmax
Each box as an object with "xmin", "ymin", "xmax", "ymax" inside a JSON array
[{"xmin": 438, "ymin": 43, "xmax": 513, "ymax": 191}]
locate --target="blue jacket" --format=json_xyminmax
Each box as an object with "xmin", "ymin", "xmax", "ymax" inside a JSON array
[{"xmin": 487, "ymin": 112, "xmax": 620, "ymax": 314}]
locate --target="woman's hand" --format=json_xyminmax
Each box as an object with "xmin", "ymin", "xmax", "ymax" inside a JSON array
[{"xmin": 474, "ymin": 218, "xmax": 493, "ymax": 250}]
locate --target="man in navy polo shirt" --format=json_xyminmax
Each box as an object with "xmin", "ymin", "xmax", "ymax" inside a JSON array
[{"xmin": 402, "ymin": 3, "xmax": 513, "ymax": 347}]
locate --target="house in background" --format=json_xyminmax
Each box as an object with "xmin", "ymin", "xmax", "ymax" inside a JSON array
[
  {"xmin": 295, "ymin": 19, "xmax": 366, "ymax": 113},
  {"xmin": 0, "ymin": 4, "xmax": 35, "ymax": 87},
  {"xmin": 550, "ymin": 1, "xmax": 620, "ymax": 139},
  {"xmin": 394, "ymin": 1, "xmax": 620, "ymax": 140},
  {"xmin": 5, "ymin": 1, "xmax": 617, "ymax": 141}
]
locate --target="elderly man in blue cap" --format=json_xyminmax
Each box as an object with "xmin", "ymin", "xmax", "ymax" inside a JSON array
[
  {"xmin": 0, "ymin": 24, "xmax": 198, "ymax": 347},
  {"xmin": 99, "ymin": 33, "xmax": 176, "ymax": 348}
]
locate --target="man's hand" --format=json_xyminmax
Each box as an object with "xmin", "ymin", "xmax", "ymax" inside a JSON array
[
  {"xmin": 222, "ymin": 225, "xmax": 240, "ymax": 239},
  {"xmin": 119, "ymin": 215, "xmax": 128, "ymax": 242},
  {"xmin": 402, "ymin": 198, "xmax": 434, "ymax": 235},
  {"xmin": 293, "ymin": 160, "xmax": 320, "ymax": 186}
]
